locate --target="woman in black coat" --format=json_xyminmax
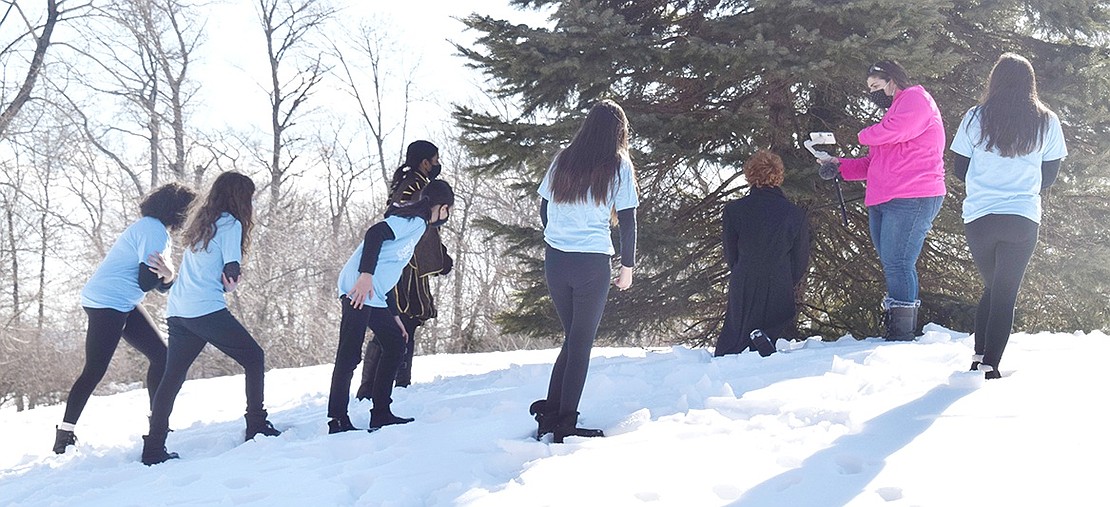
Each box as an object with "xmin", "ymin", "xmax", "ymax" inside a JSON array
[{"xmin": 714, "ymin": 150, "xmax": 811, "ymax": 357}]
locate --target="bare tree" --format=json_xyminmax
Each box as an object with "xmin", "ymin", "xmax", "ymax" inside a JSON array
[
  {"xmin": 0, "ymin": 0, "xmax": 67, "ymax": 140},
  {"xmin": 61, "ymin": 0, "xmax": 202, "ymax": 193},
  {"xmin": 256, "ymin": 0, "xmax": 333, "ymax": 206},
  {"xmin": 330, "ymin": 21, "xmax": 416, "ymax": 184},
  {"xmin": 314, "ymin": 125, "xmax": 372, "ymax": 239}
]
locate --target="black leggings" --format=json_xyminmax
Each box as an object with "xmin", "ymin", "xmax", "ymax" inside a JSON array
[
  {"xmin": 544, "ymin": 246, "xmax": 611, "ymax": 417},
  {"xmin": 149, "ymin": 309, "xmax": 265, "ymax": 434},
  {"xmin": 328, "ymin": 300, "xmax": 406, "ymax": 418},
  {"xmin": 63, "ymin": 306, "xmax": 167, "ymax": 424},
  {"xmin": 965, "ymin": 214, "xmax": 1039, "ymax": 370}
]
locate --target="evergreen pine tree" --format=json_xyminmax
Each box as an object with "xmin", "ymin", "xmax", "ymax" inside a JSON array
[{"xmin": 455, "ymin": 0, "xmax": 1110, "ymax": 344}]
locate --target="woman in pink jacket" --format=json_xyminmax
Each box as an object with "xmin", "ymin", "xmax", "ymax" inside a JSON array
[{"xmin": 819, "ymin": 61, "xmax": 946, "ymax": 341}]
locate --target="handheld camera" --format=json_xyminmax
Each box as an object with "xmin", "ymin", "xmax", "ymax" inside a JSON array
[
  {"xmin": 804, "ymin": 132, "xmax": 849, "ymax": 226},
  {"xmin": 803, "ymin": 132, "xmax": 837, "ymax": 159}
]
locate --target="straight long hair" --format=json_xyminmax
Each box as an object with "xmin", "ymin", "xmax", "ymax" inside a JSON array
[
  {"xmin": 975, "ymin": 53, "xmax": 1051, "ymax": 158},
  {"xmin": 550, "ymin": 100, "xmax": 631, "ymax": 205},
  {"xmin": 181, "ymin": 171, "xmax": 255, "ymax": 254}
]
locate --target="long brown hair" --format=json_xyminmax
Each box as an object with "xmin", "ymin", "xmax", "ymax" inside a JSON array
[
  {"xmin": 550, "ymin": 99, "xmax": 631, "ymax": 205},
  {"xmin": 974, "ymin": 53, "xmax": 1051, "ymax": 158},
  {"xmin": 181, "ymin": 171, "xmax": 255, "ymax": 254}
]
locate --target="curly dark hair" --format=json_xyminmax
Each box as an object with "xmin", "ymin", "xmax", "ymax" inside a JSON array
[
  {"xmin": 139, "ymin": 182, "xmax": 197, "ymax": 231},
  {"xmin": 743, "ymin": 149, "xmax": 784, "ymax": 188},
  {"xmin": 181, "ymin": 171, "xmax": 256, "ymax": 254}
]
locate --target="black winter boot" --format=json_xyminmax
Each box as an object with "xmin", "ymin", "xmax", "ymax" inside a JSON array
[
  {"xmin": 141, "ymin": 433, "xmax": 179, "ymax": 466},
  {"xmin": 552, "ymin": 412, "xmax": 604, "ymax": 444},
  {"xmin": 750, "ymin": 329, "xmax": 776, "ymax": 357},
  {"xmin": 884, "ymin": 303, "xmax": 918, "ymax": 342},
  {"xmin": 245, "ymin": 411, "xmax": 282, "ymax": 441},
  {"xmin": 327, "ymin": 415, "xmax": 362, "ymax": 434},
  {"xmin": 529, "ymin": 399, "xmax": 555, "ymax": 440},
  {"xmin": 369, "ymin": 407, "xmax": 414, "ymax": 429},
  {"xmin": 53, "ymin": 426, "xmax": 77, "ymax": 454}
]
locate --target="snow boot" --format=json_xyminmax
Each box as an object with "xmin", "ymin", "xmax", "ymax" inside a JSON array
[
  {"xmin": 750, "ymin": 329, "xmax": 776, "ymax": 357},
  {"xmin": 244, "ymin": 411, "xmax": 282, "ymax": 441},
  {"xmin": 369, "ymin": 408, "xmax": 414, "ymax": 429},
  {"xmin": 529, "ymin": 399, "xmax": 556, "ymax": 440},
  {"xmin": 53, "ymin": 426, "xmax": 77, "ymax": 454},
  {"xmin": 552, "ymin": 412, "xmax": 604, "ymax": 444},
  {"xmin": 327, "ymin": 415, "xmax": 362, "ymax": 434},
  {"xmin": 141, "ymin": 432, "xmax": 179, "ymax": 466},
  {"xmin": 970, "ymin": 354, "xmax": 983, "ymax": 372},
  {"xmin": 883, "ymin": 300, "xmax": 918, "ymax": 341},
  {"xmin": 979, "ymin": 364, "xmax": 1002, "ymax": 380}
]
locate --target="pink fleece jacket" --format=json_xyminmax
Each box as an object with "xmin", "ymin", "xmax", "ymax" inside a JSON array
[{"xmin": 838, "ymin": 85, "xmax": 947, "ymax": 206}]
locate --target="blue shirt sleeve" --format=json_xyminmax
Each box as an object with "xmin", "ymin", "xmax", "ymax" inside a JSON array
[
  {"xmin": 221, "ymin": 219, "xmax": 243, "ymax": 264},
  {"xmin": 613, "ymin": 157, "xmax": 639, "ymax": 211},
  {"xmin": 136, "ymin": 218, "xmax": 169, "ymax": 264},
  {"xmin": 949, "ymin": 108, "xmax": 976, "ymax": 158},
  {"xmin": 537, "ymin": 160, "xmax": 555, "ymax": 201},
  {"xmin": 1041, "ymin": 113, "xmax": 1068, "ymax": 161}
]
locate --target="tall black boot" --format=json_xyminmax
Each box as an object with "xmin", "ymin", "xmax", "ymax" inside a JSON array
[
  {"xmin": 884, "ymin": 302, "xmax": 918, "ymax": 342},
  {"xmin": 356, "ymin": 341, "xmax": 383, "ymax": 401},
  {"xmin": 53, "ymin": 426, "xmax": 77, "ymax": 454},
  {"xmin": 552, "ymin": 412, "xmax": 604, "ymax": 444},
  {"xmin": 141, "ymin": 432, "xmax": 179, "ymax": 466},
  {"xmin": 529, "ymin": 399, "xmax": 555, "ymax": 441},
  {"xmin": 245, "ymin": 410, "xmax": 281, "ymax": 441}
]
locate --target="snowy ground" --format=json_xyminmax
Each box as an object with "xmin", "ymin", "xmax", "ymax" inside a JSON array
[{"xmin": 2, "ymin": 325, "xmax": 1107, "ymax": 506}]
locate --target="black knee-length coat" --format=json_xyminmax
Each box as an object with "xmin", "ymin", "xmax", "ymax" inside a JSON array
[{"xmin": 713, "ymin": 186, "xmax": 811, "ymax": 356}]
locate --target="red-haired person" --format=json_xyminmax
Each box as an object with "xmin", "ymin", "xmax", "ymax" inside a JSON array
[{"xmin": 714, "ymin": 150, "xmax": 811, "ymax": 357}]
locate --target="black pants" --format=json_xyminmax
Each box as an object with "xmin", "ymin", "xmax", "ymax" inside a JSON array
[
  {"xmin": 328, "ymin": 300, "xmax": 406, "ymax": 418},
  {"xmin": 544, "ymin": 246, "xmax": 611, "ymax": 418},
  {"xmin": 357, "ymin": 314, "xmax": 419, "ymax": 398},
  {"xmin": 149, "ymin": 309, "xmax": 265, "ymax": 434},
  {"xmin": 63, "ymin": 306, "xmax": 167, "ymax": 424},
  {"xmin": 965, "ymin": 214, "xmax": 1039, "ymax": 370}
]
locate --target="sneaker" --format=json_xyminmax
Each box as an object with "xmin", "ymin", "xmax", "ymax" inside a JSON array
[
  {"xmin": 327, "ymin": 415, "xmax": 361, "ymax": 434},
  {"xmin": 750, "ymin": 329, "xmax": 776, "ymax": 357},
  {"xmin": 53, "ymin": 427, "xmax": 77, "ymax": 454}
]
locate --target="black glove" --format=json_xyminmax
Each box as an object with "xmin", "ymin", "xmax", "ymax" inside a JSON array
[{"xmin": 818, "ymin": 160, "xmax": 840, "ymax": 181}]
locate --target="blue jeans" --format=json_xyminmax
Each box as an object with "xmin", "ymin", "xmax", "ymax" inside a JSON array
[{"xmin": 867, "ymin": 196, "xmax": 944, "ymax": 303}]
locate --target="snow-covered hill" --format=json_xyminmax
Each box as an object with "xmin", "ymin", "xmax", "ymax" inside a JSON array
[{"xmin": 2, "ymin": 325, "xmax": 1107, "ymax": 506}]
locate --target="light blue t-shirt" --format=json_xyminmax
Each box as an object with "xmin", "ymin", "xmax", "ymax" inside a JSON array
[
  {"xmin": 537, "ymin": 155, "xmax": 639, "ymax": 255},
  {"xmin": 950, "ymin": 107, "xmax": 1067, "ymax": 224},
  {"xmin": 167, "ymin": 213, "xmax": 243, "ymax": 318},
  {"xmin": 337, "ymin": 215, "xmax": 426, "ymax": 309},
  {"xmin": 81, "ymin": 216, "xmax": 171, "ymax": 312}
]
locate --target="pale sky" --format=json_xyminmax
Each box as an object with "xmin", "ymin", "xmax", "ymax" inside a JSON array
[{"xmin": 196, "ymin": 1, "xmax": 552, "ymax": 143}]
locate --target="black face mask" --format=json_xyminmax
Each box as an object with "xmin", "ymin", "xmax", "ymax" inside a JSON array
[
  {"xmin": 869, "ymin": 90, "xmax": 893, "ymax": 109},
  {"xmin": 429, "ymin": 207, "xmax": 448, "ymax": 228},
  {"xmin": 427, "ymin": 164, "xmax": 442, "ymax": 179}
]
